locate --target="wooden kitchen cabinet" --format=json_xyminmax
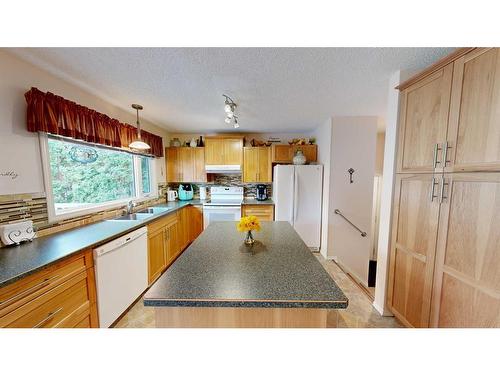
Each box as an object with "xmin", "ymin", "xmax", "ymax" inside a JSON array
[
  {"xmin": 242, "ymin": 204, "xmax": 274, "ymax": 222},
  {"xmin": 271, "ymin": 144, "xmax": 292, "ymax": 163},
  {"xmin": 271, "ymin": 144, "xmax": 317, "ymax": 164},
  {"xmin": 147, "ymin": 227, "xmax": 167, "ymax": 284},
  {"xmin": 166, "ymin": 147, "xmax": 206, "ymax": 183},
  {"xmin": 0, "ymin": 249, "xmax": 98, "ymax": 328},
  {"xmin": 291, "ymin": 145, "xmax": 317, "ymax": 163},
  {"xmin": 396, "ymin": 64, "xmax": 453, "ymax": 173},
  {"xmin": 430, "ymin": 173, "xmax": 500, "ymax": 327},
  {"xmin": 178, "ymin": 206, "xmax": 190, "ymax": 251},
  {"xmin": 445, "ymin": 48, "xmax": 500, "ymax": 172},
  {"xmin": 204, "ymin": 136, "xmax": 244, "ymax": 166},
  {"xmin": 147, "ymin": 212, "xmax": 180, "ymax": 284},
  {"xmin": 243, "ymin": 147, "xmax": 272, "ymax": 182},
  {"xmin": 387, "ymin": 174, "xmax": 441, "ymax": 328},
  {"xmin": 188, "ymin": 205, "xmax": 203, "ymax": 243}
]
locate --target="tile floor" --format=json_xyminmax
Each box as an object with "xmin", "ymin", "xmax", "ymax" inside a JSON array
[{"xmin": 114, "ymin": 257, "xmax": 402, "ymax": 328}]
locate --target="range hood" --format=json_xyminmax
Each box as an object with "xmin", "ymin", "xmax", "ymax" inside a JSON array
[{"xmin": 205, "ymin": 165, "xmax": 241, "ymax": 174}]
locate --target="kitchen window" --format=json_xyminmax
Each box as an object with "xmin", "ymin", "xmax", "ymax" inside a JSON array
[{"xmin": 40, "ymin": 134, "xmax": 157, "ymax": 222}]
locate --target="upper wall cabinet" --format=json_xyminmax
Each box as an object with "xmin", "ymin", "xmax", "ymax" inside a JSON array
[
  {"xmin": 166, "ymin": 147, "xmax": 206, "ymax": 183},
  {"xmin": 397, "ymin": 64, "xmax": 453, "ymax": 173},
  {"xmin": 243, "ymin": 147, "xmax": 272, "ymax": 183},
  {"xmin": 271, "ymin": 144, "xmax": 318, "ymax": 164},
  {"xmin": 446, "ymin": 48, "xmax": 500, "ymax": 172},
  {"xmin": 205, "ymin": 136, "xmax": 243, "ymax": 166}
]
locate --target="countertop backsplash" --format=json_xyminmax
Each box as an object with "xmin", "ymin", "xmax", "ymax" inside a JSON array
[{"xmin": 166, "ymin": 174, "xmax": 272, "ymax": 200}]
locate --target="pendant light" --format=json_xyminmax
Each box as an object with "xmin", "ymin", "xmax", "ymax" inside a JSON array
[{"xmin": 129, "ymin": 104, "xmax": 151, "ymax": 150}]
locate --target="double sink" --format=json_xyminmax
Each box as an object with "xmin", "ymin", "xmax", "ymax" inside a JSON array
[{"xmin": 108, "ymin": 206, "xmax": 173, "ymax": 222}]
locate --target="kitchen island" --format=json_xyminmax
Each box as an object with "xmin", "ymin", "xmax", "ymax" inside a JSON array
[{"xmin": 144, "ymin": 221, "xmax": 348, "ymax": 328}]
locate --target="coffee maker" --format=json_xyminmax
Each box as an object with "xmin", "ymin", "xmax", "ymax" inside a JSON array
[{"xmin": 256, "ymin": 184, "xmax": 268, "ymax": 201}]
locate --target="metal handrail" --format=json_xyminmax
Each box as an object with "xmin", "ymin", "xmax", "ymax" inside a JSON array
[{"xmin": 334, "ymin": 209, "xmax": 367, "ymax": 237}]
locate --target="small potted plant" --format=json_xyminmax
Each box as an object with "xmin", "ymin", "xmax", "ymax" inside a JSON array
[{"xmin": 237, "ymin": 215, "xmax": 261, "ymax": 245}]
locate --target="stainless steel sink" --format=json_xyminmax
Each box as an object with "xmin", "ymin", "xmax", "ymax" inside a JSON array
[
  {"xmin": 109, "ymin": 213, "xmax": 154, "ymax": 221},
  {"xmin": 137, "ymin": 207, "xmax": 171, "ymax": 214}
]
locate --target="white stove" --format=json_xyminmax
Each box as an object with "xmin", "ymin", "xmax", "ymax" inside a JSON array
[{"xmin": 203, "ymin": 187, "xmax": 243, "ymax": 229}]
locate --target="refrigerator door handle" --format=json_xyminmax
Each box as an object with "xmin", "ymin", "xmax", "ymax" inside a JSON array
[{"xmin": 293, "ymin": 169, "xmax": 298, "ymax": 222}]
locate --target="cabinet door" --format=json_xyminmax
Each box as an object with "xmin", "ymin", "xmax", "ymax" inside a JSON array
[
  {"xmin": 188, "ymin": 205, "xmax": 203, "ymax": 242},
  {"xmin": 193, "ymin": 148, "xmax": 207, "ymax": 182},
  {"xmin": 148, "ymin": 228, "xmax": 167, "ymax": 284},
  {"xmin": 178, "ymin": 207, "xmax": 190, "ymax": 251},
  {"xmin": 272, "ymin": 144, "xmax": 292, "ymax": 163},
  {"xmin": 179, "ymin": 147, "xmax": 194, "ymax": 182},
  {"xmin": 243, "ymin": 147, "xmax": 259, "ymax": 182},
  {"xmin": 446, "ymin": 48, "xmax": 500, "ymax": 172},
  {"xmin": 257, "ymin": 147, "xmax": 272, "ymax": 182},
  {"xmin": 387, "ymin": 174, "xmax": 441, "ymax": 327},
  {"xmin": 166, "ymin": 147, "xmax": 180, "ymax": 182},
  {"xmin": 223, "ymin": 138, "xmax": 243, "ymax": 165},
  {"xmin": 430, "ymin": 173, "xmax": 500, "ymax": 327},
  {"xmin": 292, "ymin": 145, "xmax": 317, "ymax": 163},
  {"xmin": 397, "ymin": 64, "xmax": 453, "ymax": 173},
  {"xmin": 165, "ymin": 222, "xmax": 179, "ymax": 265},
  {"xmin": 205, "ymin": 138, "xmax": 224, "ymax": 165}
]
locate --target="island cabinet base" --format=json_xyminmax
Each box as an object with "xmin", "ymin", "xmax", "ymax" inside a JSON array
[{"xmin": 154, "ymin": 307, "xmax": 331, "ymax": 328}]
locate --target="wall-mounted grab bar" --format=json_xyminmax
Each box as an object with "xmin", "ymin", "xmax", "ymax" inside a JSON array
[{"xmin": 334, "ymin": 209, "xmax": 367, "ymax": 237}]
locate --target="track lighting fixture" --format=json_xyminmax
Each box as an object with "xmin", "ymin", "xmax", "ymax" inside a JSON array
[{"xmin": 222, "ymin": 94, "xmax": 240, "ymax": 128}]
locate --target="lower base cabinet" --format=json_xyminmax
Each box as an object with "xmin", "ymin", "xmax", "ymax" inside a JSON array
[
  {"xmin": 0, "ymin": 250, "xmax": 98, "ymax": 328},
  {"xmin": 242, "ymin": 204, "xmax": 274, "ymax": 222},
  {"xmin": 388, "ymin": 173, "xmax": 500, "ymax": 327},
  {"xmin": 147, "ymin": 205, "xmax": 204, "ymax": 285}
]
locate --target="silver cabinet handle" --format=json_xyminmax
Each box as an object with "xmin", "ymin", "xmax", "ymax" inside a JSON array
[
  {"xmin": 429, "ymin": 177, "xmax": 439, "ymax": 202},
  {"xmin": 433, "ymin": 143, "xmax": 442, "ymax": 169},
  {"xmin": 33, "ymin": 307, "xmax": 63, "ymax": 328},
  {"xmin": 0, "ymin": 277, "xmax": 52, "ymax": 308},
  {"xmin": 442, "ymin": 141, "xmax": 452, "ymax": 167},
  {"xmin": 439, "ymin": 176, "xmax": 449, "ymax": 203}
]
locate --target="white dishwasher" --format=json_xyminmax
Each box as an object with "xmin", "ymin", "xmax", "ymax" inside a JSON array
[{"xmin": 93, "ymin": 226, "xmax": 148, "ymax": 327}]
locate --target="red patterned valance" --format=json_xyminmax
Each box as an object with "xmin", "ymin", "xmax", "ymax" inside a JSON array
[{"xmin": 25, "ymin": 87, "xmax": 163, "ymax": 157}]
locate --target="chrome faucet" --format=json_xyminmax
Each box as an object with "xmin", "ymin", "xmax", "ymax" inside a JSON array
[{"xmin": 127, "ymin": 200, "xmax": 135, "ymax": 214}]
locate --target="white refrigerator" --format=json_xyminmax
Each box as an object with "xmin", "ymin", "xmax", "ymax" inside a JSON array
[{"xmin": 273, "ymin": 164, "xmax": 323, "ymax": 249}]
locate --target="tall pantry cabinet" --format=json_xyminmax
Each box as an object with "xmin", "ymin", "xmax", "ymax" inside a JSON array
[{"xmin": 388, "ymin": 48, "xmax": 500, "ymax": 328}]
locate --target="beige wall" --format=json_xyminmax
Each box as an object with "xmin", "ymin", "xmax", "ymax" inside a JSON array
[
  {"xmin": 328, "ymin": 116, "xmax": 378, "ymax": 286},
  {"xmin": 167, "ymin": 132, "xmax": 313, "ymax": 147},
  {"xmin": 0, "ymin": 50, "xmax": 170, "ymax": 195},
  {"xmin": 375, "ymin": 132, "xmax": 385, "ymax": 176}
]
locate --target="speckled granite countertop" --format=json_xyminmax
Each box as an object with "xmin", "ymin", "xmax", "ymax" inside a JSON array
[
  {"xmin": 0, "ymin": 199, "xmax": 204, "ymax": 289},
  {"xmin": 144, "ymin": 221, "xmax": 348, "ymax": 309},
  {"xmin": 242, "ymin": 198, "xmax": 274, "ymax": 205}
]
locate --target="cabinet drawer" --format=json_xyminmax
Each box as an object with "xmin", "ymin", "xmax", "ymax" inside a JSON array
[
  {"xmin": 242, "ymin": 205, "xmax": 274, "ymax": 221},
  {"xmin": 0, "ymin": 271, "xmax": 90, "ymax": 328},
  {"xmin": 147, "ymin": 212, "xmax": 177, "ymax": 234},
  {"xmin": 0, "ymin": 255, "xmax": 87, "ymax": 317}
]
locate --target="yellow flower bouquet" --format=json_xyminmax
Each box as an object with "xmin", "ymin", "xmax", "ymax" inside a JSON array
[{"xmin": 237, "ymin": 215, "xmax": 261, "ymax": 245}]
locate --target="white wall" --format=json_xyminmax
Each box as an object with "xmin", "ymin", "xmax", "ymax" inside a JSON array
[
  {"xmin": 0, "ymin": 50, "xmax": 170, "ymax": 196},
  {"xmin": 373, "ymin": 71, "xmax": 402, "ymax": 315},
  {"xmin": 329, "ymin": 116, "xmax": 378, "ymax": 286},
  {"xmin": 309, "ymin": 118, "xmax": 332, "ymax": 258}
]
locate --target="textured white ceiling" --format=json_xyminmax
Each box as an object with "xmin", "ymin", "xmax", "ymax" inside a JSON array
[{"xmin": 10, "ymin": 47, "xmax": 454, "ymax": 133}]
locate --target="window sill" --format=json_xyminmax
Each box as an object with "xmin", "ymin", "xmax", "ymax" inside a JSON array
[{"xmin": 49, "ymin": 195, "xmax": 159, "ymax": 224}]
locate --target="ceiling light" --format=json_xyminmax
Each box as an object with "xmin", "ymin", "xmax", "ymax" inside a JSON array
[
  {"xmin": 226, "ymin": 112, "xmax": 234, "ymax": 119},
  {"xmin": 223, "ymin": 94, "xmax": 240, "ymax": 129},
  {"xmin": 234, "ymin": 117, "xmax": 239, "ymax": 128},
  {"xmin": 225, "ymin": 117, "xmax": 231, "ymax": 124},
  {"xmin": 129, "ymin": 104, "xmax": 150, "ymax": 151},
  {"xmin": 224, "ymin": 104, "xmax": 233, "ymax": 113}
]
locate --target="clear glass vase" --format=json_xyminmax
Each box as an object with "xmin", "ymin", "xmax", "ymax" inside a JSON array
[{"xmin": 244, "ymin": 230, "xmax": 255, "ymax": 245}]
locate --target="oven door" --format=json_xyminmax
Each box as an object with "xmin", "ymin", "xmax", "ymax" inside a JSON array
[{"xmin": 203, "ymin": 205, "xmax": 242, "ymax": 229}]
